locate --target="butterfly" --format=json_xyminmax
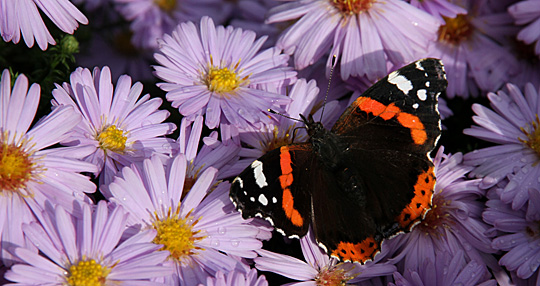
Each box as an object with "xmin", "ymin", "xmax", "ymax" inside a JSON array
[{"xmin": 230, "ymin": 58, "xmax": 446, "ymax": 263}]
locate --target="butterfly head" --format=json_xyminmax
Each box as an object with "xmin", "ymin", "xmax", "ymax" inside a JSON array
[{"xmin": 299, "ymin": 114, "xmax": 326, "ymax": 141}]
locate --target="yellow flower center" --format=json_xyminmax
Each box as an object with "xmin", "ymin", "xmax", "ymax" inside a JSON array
[
  {"xmin": 66, "ymin": 258, "xmax": 111, "ymax": 286},
  {"xmin": 438, "ymin": 14, "xmax": 473, "ymax": 45},
  {"xmin": 263, "ymin": 124, "xmax": 307, "ymax": 152},
  {"xmin": 205, "ymin": 66, "xmax": 243, "ymax": 94},
  {"xmin": 97, "ymin": 125, "xmax": 127, "ymax": 153},
  {"xmin": 155, "ymin": 0, "xmax": 176, "ymax": 11},
  {"xmin": 520, "ymin": 115, "xmax": 540, "ymax": 158},
  {"xmin": 0, "ymin": 133, "xmax": 41, "ymax": 196},
  {"xmin": 416, "ymin": 195, "xmax": 452, "ymax": 237},
  {"xmin": 331, "ymin": 0, "xmax": 375, "ymax": 15},
  {"xmin": 315, "ymin": 265, "xmax": 353, "ymax": 286},
  {"xmin": 152, "ymin": 207, "xmax": 204, "ymax": 261}
]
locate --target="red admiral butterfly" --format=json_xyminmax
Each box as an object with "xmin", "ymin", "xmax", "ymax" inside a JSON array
[{"xmin": 230, "ymin": 58, "xmax": 446, "ymax": 263}]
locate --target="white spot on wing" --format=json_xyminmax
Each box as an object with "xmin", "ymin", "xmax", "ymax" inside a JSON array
[
  {"xmin": 425, "ymin": 81, "xmax": 430, "ymax": 87},
  {"xmin": 272, "ymin": 197, "xmax": 277, "ymax": 203},
  {"xmin": 233, "ymin": 177, "xmax": 243, "ymax": 188},
  {"xmin": 417, "ymin": 89, "xmax": 427, "ymax": 101},
  {"xmin": 415, "ymin": 60, "xmax": 424, "ymax": 71},
  {"xmin": 251, "ymin": 160, "xmax": 268, "ymax": 188},
  {"xmin": 412, "ymin": 103, "xmax": 419, "ymax": 109},
  {"xmin": 388, "ymin": 74, "xmax": 413, "ymax": 95},
  {"xmin": 250, "ymin": 197, "xmax": 255, "ymax": 202},
  {"xmin": 258, "ymin": 194, "xmax": 268, "ymax": 206}
]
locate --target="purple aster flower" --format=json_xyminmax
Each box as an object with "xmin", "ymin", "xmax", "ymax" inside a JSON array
[
  {"xmin": 255, "ymin": 227, "xmax": 396, "ymax": 285},
  {"xmin": 154, "ymin": 17, "xmax": 296, "ymax": 130},
  {"xmin": 4, "ymin": 201, "xmax": 172, "ymax": 284},
  {"xmin": 0, "ymin": 70, "xmax": 97, "ymax": 265},
  {"xmin": 0, "ymin": 0, "xmax": 87, "ymax": 50},
  {"xmin": 383, "ymin": 147, "xmax": 495, "ymax": 277},
  {"xmin": 390, "ymin": 250, "xmax": 495, "ymax": 286},
  {"xmin": 509, "ymin": 0, "xmax": 540, "ymax": 58},
  {"xmin": 51, "ymin": 66, "xmax": 177, "ymax": 187},
  {"xmin": 464, "ymin": 83, "xmax": 540, "ymax": 210},
  {"xmin": 426, "ymin": 1, "xmax": 518, "ymax": 98},
  {"xmin": 266, "ymin": 0, "xmax": 440, "ymax": 81},
  {"xmin": 114, "ymin": 0, "xmax": 233, "ymax": 49},
  {"xmin": 410, "ymin": 0, "xmax": 467, "ymax": 21},
  {"xmin": 202, "ymin": 268, "xmax": 268, "ymax": 286},
  {"xmin": 483, "ymin": 186, "xmax": 540, "ymax": 282},
  {"xmin": 107, "ymin": 154, "xmax": 271, "ymax": 284}
]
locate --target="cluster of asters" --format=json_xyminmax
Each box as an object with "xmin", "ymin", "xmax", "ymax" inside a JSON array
[{"xmin": 1, "ymin": 0, "xmax": 540, "ymax": 285}]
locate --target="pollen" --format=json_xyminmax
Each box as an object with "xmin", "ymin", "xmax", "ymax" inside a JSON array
[
  {"xmin": 152, "ymin": 207, "xmax": 204, "ymax": 261},
  {"xmin": 416, "ymin": 195, "xmax": 452, "ymax": 237},
  {"xmin": 0, "ymin": 133, "xmax": 41, "ymax": 196},
  {"xmin": 331, "ymin": 0, "xmax": 375, "ymax": 15},
  {"xmin": 263, "ymin": 124, "xmax": 306, "ymax": 152},
  {"xmin": 205, "ymin": 65, "xmax": 245, "ymax": 95},
  {"xmin": 97, "ymin": 125, "xmax": 127, "ymax": 154},
  {"xmin": 155, "ymin": 0, "xmax": 176, "ymax": 11},
  {"xmin": 66, "ymin": 258, "xmax": 111, "ymax": 286},
  {"xmin": 520, "ymin": 115, "xmax": 540, "ymax": 159},
  {"xmin": 438, "ymin": 14, "xmax": 473, "ymax": 45},
  {"xmin": 315, "ymin": 264, "xmax": 353, "ymax": 286}
]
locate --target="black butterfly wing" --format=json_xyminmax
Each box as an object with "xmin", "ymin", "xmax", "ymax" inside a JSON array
[
  {"xmin": 312, "ymin": 58, "xmax": 445, "ymax": 262},
  {"xmin": 230, "ymin": 144, "xmax": 316, "ymax": 238}
]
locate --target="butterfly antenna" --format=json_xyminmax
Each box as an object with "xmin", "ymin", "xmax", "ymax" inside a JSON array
[
  {"xmin": 267, "ymin": 109, "xmax": 303, "ymax": 123},
  {"xmin": 319, "ymin": 55, "xmax": 337, "ymax": 122}
]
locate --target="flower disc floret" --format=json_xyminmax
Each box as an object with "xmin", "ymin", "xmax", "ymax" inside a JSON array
[
  {"xmin": 438, "ymin": 14, "xmax": 473, "ymax": 45},
  {"xmin": 332, "ymin": 0, "xmax": 375, "ymax": 15},
  {"xmin": 315, "ymin": 264, "xmax": 353, "ymax": 286},
  {"xmin": 153, "ymin": 208, "xmax": 204, "ymax": 260},
  {"xmin": 0, "ymin": 138, "xmax": 39, "ymax": 194},
  {"xmin": 520, "ymin": 115, "xmax": 540, "ymax": 159},
  {"xmin": 204, "ymin": 65, "xmax": 245, "ymax": 95},
  {"xmin": 97, "ymin": 125, "xmax": 127, "ymax": 153},
  {"xmin": 67, "ymin": 258, "xmax": 112, "ymax": 286}
]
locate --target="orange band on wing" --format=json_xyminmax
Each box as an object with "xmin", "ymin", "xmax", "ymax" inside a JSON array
[
  {"xmin": 397, "ymin": 166, "xmax": 435, "ymax": 229},
  {"xmin": 355, "ymin": 96, "xmax": 428, "ymax": 145},
  {"xmin": 331, "ymin": 237, "xmax": 380, "ymax": 263},
  {"xmin": 279, "ymin": 146, "xmax": 304, "ymax": 227}
]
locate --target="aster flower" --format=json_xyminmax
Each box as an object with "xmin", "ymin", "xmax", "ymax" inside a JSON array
[
  {"xmin": 426, "ymin": 1, "xmax": 518, "ymax": 98},
  {"xmin": 113, "ymin": 0, "xmax": 233, "ymax": 49},
  {"xmin": 483, "ymin": 186, "xmax": 540, "ymax": 282},
  {"xmin": 255, "ymin": 227, "xmax": 396, "ymax": 285},
  {"xmin": 509, "ymin": 0, "xmax": 540, "ymax": 58},
  {"xmin": 266, "ymin": 0, "xmax": 440, "ymax": 81},
  {"xmin": 4, "ymin": 200, "xmax": 172, "ymax": 284},
  {"xmin": 383, "ymin": 147, "xmax": 495, "ymax": 277},
  {"xmin": 0, "ymin": 0, "xmax": 88, "ymax": 50},
  {"xmin": 51, "ymin": 66, "xmax": 176, "ymax": 187},
  {"xmin": 203, "ymin": 268, "xmax": 268, "ymax": 286},
  {"xmin": 390, "ymin": 250, "xmax": 495, "ymax": 286},
  {"xmin": 106, "ymin": 154, "xmax": 271, "ymax": 284},
  {"xmin": 0, "ymin": 70, "xmax": 97, "ymax": 265},
  {"xmin": 154, "ymin": 16, "xmax": 296, "ymax": 130},
  {"xmin": 463, "ymin": 83, "xmax": 540, "ymax": 210}
]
